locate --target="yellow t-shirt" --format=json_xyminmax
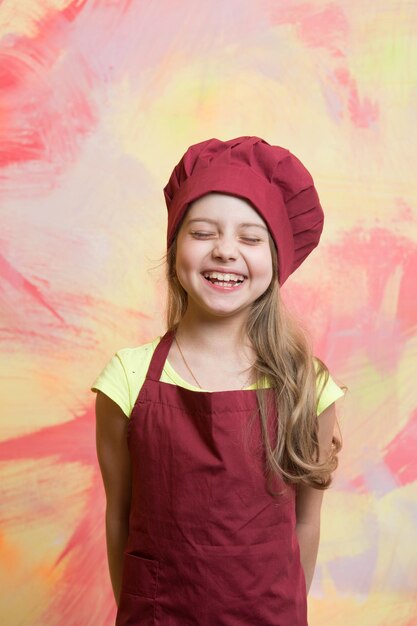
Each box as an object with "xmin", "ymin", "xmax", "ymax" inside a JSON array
[{"xmin": 91, "ymin": 336, "xmax": 345, "ymax": 418}]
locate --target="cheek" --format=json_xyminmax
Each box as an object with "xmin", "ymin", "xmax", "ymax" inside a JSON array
[
  {"xmin": 176, "ymin": 239, "xmax": 207, "ymax": 267},
  {"xmin": 175, "ymin": 247, "xmax": 199, "ymax": 282},
  {"xmin": 176, "ymin": 249, "xmax": 193, "ymax": 273},
  {"xmin": 251, "ymin": 250, "xmax": 273, "ymax": 277}
]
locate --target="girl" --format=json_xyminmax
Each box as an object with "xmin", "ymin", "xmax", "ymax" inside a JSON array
[{"xmin": 92, "ymin": 136, "xmax": 346, "ymax": 626}]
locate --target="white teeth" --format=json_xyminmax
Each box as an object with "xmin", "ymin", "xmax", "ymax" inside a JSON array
[{"xmin": 203, "ymin": 271, "xmax": 245, "ymax": 282}]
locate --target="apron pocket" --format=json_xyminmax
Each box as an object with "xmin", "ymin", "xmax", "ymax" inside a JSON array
[
  {"xmin": 121, "ymin": 552, "xmax": 160, "ymax": 599},
  {"xmin": 116, "ymin": 553, "xmax": 160, "ymax": 626}
]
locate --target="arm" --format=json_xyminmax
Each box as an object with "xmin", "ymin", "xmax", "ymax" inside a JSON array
[
  {"xmin": 95, "ymin": 391, "xmax": 132, "ymax": 606},
  {"xmin": 295, "ymin": 401, "xmax": 338, "ymax": 593}
]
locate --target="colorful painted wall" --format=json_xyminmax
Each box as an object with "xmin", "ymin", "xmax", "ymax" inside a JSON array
[{"xmin": 1, "ymin": 1, "xmax": 416, "ymax": 624}]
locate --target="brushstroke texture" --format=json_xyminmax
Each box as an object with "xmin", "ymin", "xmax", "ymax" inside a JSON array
[{"xmin": 0, "ymin": 1, "xmax": 416, "ymax": 624}]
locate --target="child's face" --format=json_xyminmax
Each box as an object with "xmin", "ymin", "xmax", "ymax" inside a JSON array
[{"xmin": 175, "ymin": 192, "xmax": 274, "ymax": 320}]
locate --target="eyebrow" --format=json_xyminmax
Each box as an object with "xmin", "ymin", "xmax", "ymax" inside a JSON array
[{"xmin": 186, "ymin": 218, "xmax": 268, "ymax": 231}]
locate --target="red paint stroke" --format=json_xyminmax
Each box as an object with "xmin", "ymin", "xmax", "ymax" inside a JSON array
[
  {"xmin": 0, "ymin": 408, "xmax": 94, "ymax": 465},
  {"xmin": 0, "ymin": 1, "xmax": 96, "ymax": 171},
  {"xmin": 0, "ymin": 407, "xmax": 116, "ymax": 625},
  {"xmin": 267, "ymin": 2, "xmax": 379, "ymax": 128},
  {"xmin": 334, "ymin": 67, "xmax": 379, "ymax": 128},
  {"xmin": 384, "ymin": 408, "xmax": 417, "ymax": 486},
  {"xmin": 325, "ymin": 225, "xmax": 414, "ymax": 315},
  {"xmin": 396, "ymin": 248, "xmax": 417, "ymax": 335},
  {"xmin": 269, "ymin": 1, "xmax": 349, "ymax": 57},
  {"xmin": 287, "ymin": 223, "xmax": 417, "ymax": 498},
  {"xmin": 297, "ymin": 4, "xmax": 349, "ymax": 57},
  {"xmin": 286, "ymin": 225, "xmax": 417, "ymax": 372},
  {"xmin": 61, "ymin": 0, "xmax": 89, "ymax": 22},
  {"xmin": 347, "ymin": 474, "xmax": 368, "ymax": 494},
  {"xmin": 0, "ymin": 253, "xmax": 64, "ymax": 321}
]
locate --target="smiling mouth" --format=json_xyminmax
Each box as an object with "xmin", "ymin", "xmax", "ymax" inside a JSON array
[
  {"xmin": 202, "ymin": 273, "xmax": 246, "ymax": 288},
  {"xmin": 202, "ymin": 271, "xmax": 246, "ymax": 283}
]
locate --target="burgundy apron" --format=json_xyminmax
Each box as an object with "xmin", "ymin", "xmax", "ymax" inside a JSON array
[{"xmin": 115, "ymin": 330, "xmax": 308, "ymax": 626}]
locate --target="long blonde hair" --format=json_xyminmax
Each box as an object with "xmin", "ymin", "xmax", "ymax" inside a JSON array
[{"xmin": 163, "ymin": 228, "xmax": 344, "ymax": 495}]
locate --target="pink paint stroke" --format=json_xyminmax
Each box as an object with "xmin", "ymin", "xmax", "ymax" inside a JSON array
[
  {"xmin": 384, "ymin": 408, "xmax": 417, "ymax": 486},
  {"xmin": 0, "ymin": 253, "xmax": 65, "ymax": 321},
  {"xmin": 0, "ymin": 408, "xmax": 116, "ymax": 626},
  {"xmin": 269, "ymin": 1, "xmax": 349, "ymax": 57},
  {"xmin": 334, "ymin": 67, "xmax": 379, "ymax": 128},
  {"xmin": 0, "ymin": 1, "xmax": 97, "ymax": 172},
  {"xmin": 267, "ymin": 2, "xmax": 379, "ymax": 128}
]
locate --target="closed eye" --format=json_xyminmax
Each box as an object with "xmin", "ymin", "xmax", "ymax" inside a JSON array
[
  {"xmin": 191, "ymin": 232, "xmax": 261, "ymax": 243},
  {"xmin": 191, "ymin": 232, "xmax": 213, "ymax": 238}
]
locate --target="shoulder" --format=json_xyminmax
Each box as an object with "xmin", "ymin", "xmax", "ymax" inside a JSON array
[
  {"xmin": 91, "ymin": 336, "xmax": 161, "ymax": 417},
  {"xmin": 313, "ymin": 356, "xmax": 345, "ymax": 416},
  {"xmin": 95, "ymin": 337, "xmax": 159, "ymax": 381},
  {"xmin": 115, "ymin": 337, "xmax": 160, "ymax": 371}
]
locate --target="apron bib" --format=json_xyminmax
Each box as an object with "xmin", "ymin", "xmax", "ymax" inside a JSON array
[{"xmin": 115, "ymin": 330, "xmax": 307, "ymax": 626}]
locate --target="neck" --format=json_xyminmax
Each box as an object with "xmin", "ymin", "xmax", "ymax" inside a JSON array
[{"xmin": 174, "ymin": 307, "xmax": 253, "ymax": 360}]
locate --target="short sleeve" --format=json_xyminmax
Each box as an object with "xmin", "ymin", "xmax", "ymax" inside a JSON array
[
  {"xmin": 91, "ymin": 353, "xmax": 131, "ymax": 418},
  {"xmin": 316, "ymin": 367, "xmax": 345, "ymax": 416}
]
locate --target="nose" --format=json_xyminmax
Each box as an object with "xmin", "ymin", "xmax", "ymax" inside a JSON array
[{"xmin": 212, "ymin": 234, "xmax": 239, "ymax": 261}]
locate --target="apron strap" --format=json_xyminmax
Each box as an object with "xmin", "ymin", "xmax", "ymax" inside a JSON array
[{"xmin": 145, "ymin": 329, "xmax": 175, "ymax": 382}]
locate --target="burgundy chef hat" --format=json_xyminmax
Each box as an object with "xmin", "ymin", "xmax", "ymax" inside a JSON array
[{"xmin": 163, "ymin": 136, "xmax": 324, "ymax": 285}]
